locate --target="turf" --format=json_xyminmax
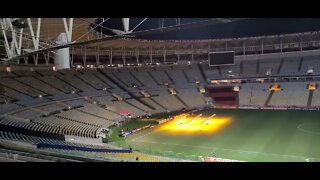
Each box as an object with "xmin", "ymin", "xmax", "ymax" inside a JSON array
[{"xmin": 110, "ymin": 109, "xmax": 320, "ymax": 162}]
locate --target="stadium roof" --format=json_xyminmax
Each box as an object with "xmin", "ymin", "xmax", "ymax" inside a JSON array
[{"xmin": 3, "ymin": 18, "xmax": 320, "ymax": 63}]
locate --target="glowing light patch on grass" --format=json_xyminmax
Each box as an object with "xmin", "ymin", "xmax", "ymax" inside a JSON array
[{"xmin": 156, "ymin": 114, "xmax": 232, "ymax": 135}]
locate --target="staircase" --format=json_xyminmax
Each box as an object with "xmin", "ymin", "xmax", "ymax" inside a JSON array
[
  {"xmin": 307, "ymin": 90, "xmax": 314, "ymax": 108},
  {"xmin": 264, "ymin": 90, "xmax": 274, "ymax": 106}
]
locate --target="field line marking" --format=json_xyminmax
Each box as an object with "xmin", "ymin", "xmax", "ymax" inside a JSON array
[
  {"xmin": 133, "ymin": 139, "xmax": 317, "ymax": 161},
  {"xmin": 130, "ymin": 129, "xmax": 158, "ymax": 142}
]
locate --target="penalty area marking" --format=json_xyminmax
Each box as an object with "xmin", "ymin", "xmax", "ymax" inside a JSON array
[{"xmin": 297, "ymin": 123, "xmax": 320, "ymax": 136}]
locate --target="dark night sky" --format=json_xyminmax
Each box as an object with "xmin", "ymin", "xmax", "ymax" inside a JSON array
[{"xmin": 99, "ymin": 18, "xmax": 320, "ymax": 40}]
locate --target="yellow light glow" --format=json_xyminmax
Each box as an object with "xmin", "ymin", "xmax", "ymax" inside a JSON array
[{"xmin": 156, "ymin": 114, "xmax": 232, "ymax": 135}]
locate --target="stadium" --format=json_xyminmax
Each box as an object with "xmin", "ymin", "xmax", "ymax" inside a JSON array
[{"xmin": 1, "ymin": 18, "xmax": 320, "ymax": 162}]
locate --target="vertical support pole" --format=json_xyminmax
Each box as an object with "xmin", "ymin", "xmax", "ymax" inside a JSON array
[
  {"xmin": 225, "ymin": 41, "xmax": 228, "ymax": 51},
  {"xmin": 177, "ymin": 45, "xmax": 180, "ymax": 63},
  {"xmin": 280, "ymin": 38, "xmax": 283, "ymax": 53},
  {"xmin": 96, "ymin": 46, "xmax": 100, "ymax": 67},
  {"xmin": 123, "ymin": 47, "xmax": 126, "ymax": 65},
  {"xmin": 110, "ymin": 48, "xmax": 113, "ymax": 65},
  {"xmin": 83, "ymin": 46, "xmax": 87, "ymax": 66},
  {"xmin": 136, "ymin": 48, "xmax": 139, "ymax": 65},
  {"xmin": 243, "ymin": 41, "xmax": 246, "ymax": 55},
  {"xmin": 261, "ymin": 39, "xmax": 264, "ymax": 54},
  {"xmin": 163, "ymin": 47, "xmax": 166, "ymax": 64},
  {"xmin": 24, "ymin": 56, "xmax": 28, "ymax": 65},
  {"xmin": 70, "ymin": 47, "xmax": 74, "ymax": 67},
  {"xmin": 191, "ymin": 44, "xmax": 194, "ymax": 62},
  {"xmin": 300, "ymin": 36, "xmax": 303, "ymax": 51},
  {"xmin": 33, "ymin": 54, "xmax": 38, "ymax": 65},
  {"xmin": 150, "ymin": 47, "xmax": 153, "ymax": 63},
  {"xmin": 208, "ymin": 43, "xmax": 210, "ymax": 61}
]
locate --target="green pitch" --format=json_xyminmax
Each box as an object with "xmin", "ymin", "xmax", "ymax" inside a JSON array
[{"xmin": 110, "ymin": 109, "xmax": 320, "ymax": 162}]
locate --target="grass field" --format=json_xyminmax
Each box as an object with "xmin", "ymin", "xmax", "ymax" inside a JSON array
[{"xmin": 110, "ymin": 109, "xmax": 320, "ymax": 162}]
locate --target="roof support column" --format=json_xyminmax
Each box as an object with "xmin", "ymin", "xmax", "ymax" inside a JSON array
[
  {"xmin": 44, "ymin": 52, "xmax": 50, "ymax": 65},
  {"xmin": 177, "ymin": 45, "xmax": 180, "ymax": 63},
  {"xmin": 24, "ymin": 56, "xmax": 28, "ymax": 65},
  {"xmin": 261, "ymin": 39, "xmax": 264, "ymax": 54},
  {"xmin": 0, "ymin": 19, "xmax": 14, "ymax": 58},
  {"xmin": 7, "ymin": 19, "xmax": 24, "ymax": 55},
  {"xmin": 280, "ymin": 38, "xmax": 283, "ymax": 53},
  {"xmin": 136, "ymin": 48, "xmax": 139, "ymax": 65},
  {"xmin": 33, "ymin": 54, "xmax": 38, "ymax": 65},
  {"xmin": 243, "ymin": 41, "xmax": 246, "ymax": 55},
  {"xmin": 62, "ymin": 18, "xmax": 73, "ymax": 42},
  {"xmin": 83, "ymin": 46, "xmax": 87, "ymax": 66},
  {"xmin": 109, "ymin": 48, "xmax": 113, "ymax": 65},
  {"xmin": 191, "ymin": 44, "xmax": 194, "ymax": 62},
  {"xmin": 96, "ymin": 46, "xmax": 100, "ymax": 67},
  {"xmin": 300, "ymin": 36, "xmax": 302, "ymax": 51},
  {"xmin": 150, "ymin": 47, "xmax": 153, "ymax": 63},
  {"xmin": 123, "ymin": 47, "xmax": 126, "ymax": 65},
  {"xmin": 27, "ymin": 18, "xmax": 41, "ymax": 50},
  {"xmin": 207, "ymin": 44, "xmax": 210, "ymax": 61},
  {"xmin": 70, "ymin": 48, "xmax": 74, "ymax": 66},
  {"xmin": 122, "ymin": 18, "xmax": 130, "ymax": 33},
  {"xmin": 163, "ymin": 47, "xmax": 166, "ymax": 64}
]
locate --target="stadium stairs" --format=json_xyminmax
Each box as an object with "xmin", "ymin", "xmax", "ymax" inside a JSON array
[
  {"xmin": 264, "ymin": 90, "xmax": 275, "ymax": 106},
  {"xmin": 197, "ymin": 63, "xmax": 208, "ymax": 82},
  {"xmin": 97, "ymin": 69, "xmax": 155, "ymax": 110},
  {"xmin": 307, "ymin": 90, "xmax": 314, "ymax": 108}
]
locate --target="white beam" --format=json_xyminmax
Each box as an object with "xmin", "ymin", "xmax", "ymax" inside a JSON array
[
  {"xmin": 69, "ymin": 18, "xmax": 73, "ymax": 42},
  {"xmin": 131, "ymin": 18, "xmax": 147, "ymax": 32},
  {"xmin": 27, "ymin": 18, "xmax": 41, "ymax": 50},
  {"xmin": 18, "ymin": 28, "xmax": 23, "ymax": 55},
  {"xmin": 36, "ymin": 18, "xmax": 41, "ymax": 49},
  {"xmin": 0, "ymin": 19, "xmax": 12, "ymax": 58},
  {"xmin": 7, "ymin": 19, "xmax": 19, "ymax": 55},
  {"xmin": 62, "ymin": 18, "xmax": 73, "ymax": 42},
  {"xmin": 122, "ymin": 18, "xmax": 129, "ymax": 33}
]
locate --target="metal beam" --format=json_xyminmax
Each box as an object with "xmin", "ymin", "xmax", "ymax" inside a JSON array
[
  {"xmin": 63, "ymin": 18, "xmax": 73, "ymax": 42},
  {"xmin": 0, "ymin": 19, "xmax": 12, "ymax": 58},
  {"xmin": 27, "ymin": 18, "xmax": 41, "ymax": 50},
  {"xmin": 8, "ymin": 18, "xmax": 248, "ymax": 62}
]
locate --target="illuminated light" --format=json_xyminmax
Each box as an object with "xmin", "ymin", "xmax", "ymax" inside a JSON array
[
  {"xmin": 68, "ymin": 106, "xmax": 72, "ymax": 110},
  {"xmin": 156, "ymin": 113, "xmax": 232, "ymax": 135},
  {"xmin": 52, "ymin": 66, "xmax": 56, "ymax": 71},
  {"xmin": 228, "ymin": 70, "xmax": 232, "ymax": 73},
  {"xmin": 6, "ymin": 66, "xmax": 11, "ymax": 72},
  {"xmin": 38, "ymin": 94, "xmax": 43, "ymax": 98}
]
